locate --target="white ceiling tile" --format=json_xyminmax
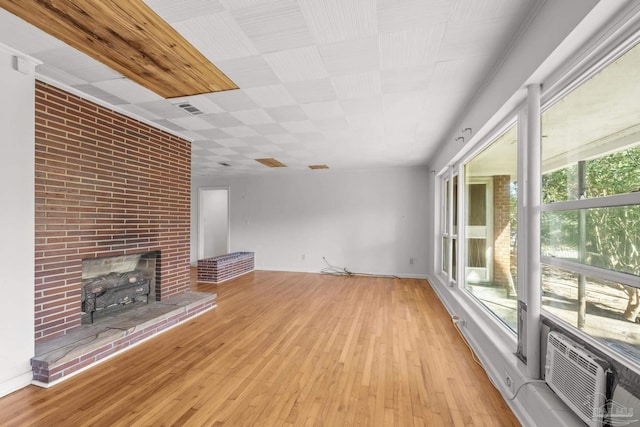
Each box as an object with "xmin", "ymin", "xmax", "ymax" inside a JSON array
[
  {"xmin": 253, "ymin": 144, "xmax": 283, "ymax": 153},
  {"xmin": 0, "ymin": 9, "xmax": 65, "ymax": 54},
  {"xmin": 244, "ymin": 85, "xmax": 296, "ymax": 108},
  {"xmin": 438, "ymin": 21, "xmax": 506, "ymax": 61},
  {"xmin": 216, "ymin": 56, "xmax": 280, "ymax": 88},
  {"xmin": 137, "ymin": 100, "xmax": 189, "ymax": 119},
  {"xmin": 144, "ymin": 0, "xmax": 225, "ymax": 23},
  {"xmin": 206, "ymin": 90, "xmax": 258, "ymax": 111},
  {"xmin": 210, "ymin": 147, "xmax": 239, "ymax": 156},
  {"xmin": 201, "ymin": 113, "xmax": 243, "ymax": 128},
  {"xmin": 231, "ymin": 0, "xmax": 315, "ymax": 53},
  {"xmin": 264, "ymin": 46, "xmax": 328, "ymax": 82},
  {"xmin": 286, "ymin": 79, "xmax": 337, "ymax": 104},
  {"xmin": 222, "ymin": 126, "xmax": 260, "ymax": 138},
  {"xmin": 71, "ymin": 84, "xmax": 129, "ymax": 105},
  {"xmin": 281, "ymin": 120, "xmax": 318, "ymax": 134},
  {"xmin": 38, "ymin": 65, "xmax": 88, "ymax": 87},
  {"xmin": 381, "ymin": 65, "xmax": 433, "ymax": 93},
  {"xmin": 171, "ymin": 95, "xmax": 224, "ymax": 114},
  {"xmin": 340, "ymin": 97, "xmax": 382, "ymax": 115},
  {"xmin": 313, "ymin": 117, "xmax": 349, "ymax": 131},
  {"xmin": 199, "ymin": 128, "xmax": 231, "ymax": 139},
  {"xmin": 379, "ymin": 27, "xmax": 445, "ymax": 70},
  {"xmin": 216, "ymin": 138, "xmax": 249, "ymax": 147},
  {"xmin": 301, "ymin": 100, "xmax": 344, "ymax": 120},
  {"xmin": 118, "ymin": 103, "xmax": 161, "ymax": 121},
  {"xmin": 265, "ymin": 105, "xmax": 309, "ymax": 122},
  {"xmin": 319, "ymin": 36, "xmax": 379, "ymax": 76},
  {"xmin": 219, "ymin": 0, "xmax": 274, "ymax": 11},
  {"xmin": 36, "ymin": 48, "xmax": 122, "ymax": 82},
  {"xmin": 450, "ymin": 0, "xmax": 523, "ymax": 22},
  {"xmin": 298, "ymin": 0, "xmax": 376, "ymax": 44},
  {"xmin": 231, "ymin": 109, "xmax": 275, "ymax": 125},
  {"xmin": 251, "ymin": 123, "xmax": 287, "ymax": 135},
  {"xmin": 168, "ymin": 116, "xmax": 213, "ymax": 131},
  {"xmin": 331, "ymin": 71, "xmax": 381, "ymax": 99},
  {"xmin": 93, "ymin": 78, "xmax": 163, "ymax": 104},
  {"xmin": 172, "ymin": 12, "xmax": 258, "ymax": 61},
  {"xmin": 266, "ymin": 134, "xmax": 299, "ymax": 145},
  {"xmin": 377, "ymin": 0, "xmax": 452, "ymax": 33}
]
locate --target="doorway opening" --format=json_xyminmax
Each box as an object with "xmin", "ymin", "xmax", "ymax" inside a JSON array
[{"xmin": 198, "ymin": 187, "xmax": 229, "ymax": 260}]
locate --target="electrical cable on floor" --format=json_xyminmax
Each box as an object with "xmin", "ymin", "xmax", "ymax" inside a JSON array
[
  {"xmin": 320, "ymin": 257, "xmax": 400, "ymax": 279},
  {"xmin": 451, "ymin": 317, "xmax": 545, "ymax": 401}
]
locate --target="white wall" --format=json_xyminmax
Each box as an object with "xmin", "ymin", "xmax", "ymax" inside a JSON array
[
  {"xmin": 192, "ymin": 167, "xmax": 429, "ymax": 278},
  {"xmin": 200, "ymin": 188, "xmax": 229, "ymax": 258},
  {"xmin": 0, "ymin": 46, "xmax": 36, "ymax": 397}
]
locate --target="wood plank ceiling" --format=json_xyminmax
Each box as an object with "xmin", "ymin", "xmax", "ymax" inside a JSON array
[{"xmin": 0, "ymin": 0, "xmax": 237, "ymax": 98}]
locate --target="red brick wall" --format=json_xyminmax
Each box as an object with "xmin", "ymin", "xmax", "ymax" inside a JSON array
[
  {"xmin": 493, "ymin": 175, "xmax": 512, "ymax": 288},
  {"xmin": 34, "ymin": 81, "xmax": 191, "ymax": 343}
]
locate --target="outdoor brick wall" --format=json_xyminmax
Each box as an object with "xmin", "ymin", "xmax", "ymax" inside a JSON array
[
  {"xmin": 198, "ymin": 252, "xmax": 255, "ymax": 283},
  {"xmin": 493, "ymin": 175, "xmax": 512, "ymax": 290},
  {"xmin": 34, "ymin": 81, "xmax": 191, "ymax": 343}
]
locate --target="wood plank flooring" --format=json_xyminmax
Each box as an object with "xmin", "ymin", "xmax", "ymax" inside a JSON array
[{"xmin": 0, "ymin": 270, "xmax": 520, "ymax": 426}]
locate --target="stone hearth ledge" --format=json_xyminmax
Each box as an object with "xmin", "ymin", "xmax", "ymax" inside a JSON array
[{"xmin": 31, "ymin": 291, "xmax": 217, "ymax": 387}]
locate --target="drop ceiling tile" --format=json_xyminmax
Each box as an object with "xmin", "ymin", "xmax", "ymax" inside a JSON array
[
  {"xmin": 171, "ymin": 95, "xmax": 224, "ymax": 114},
  {"xmin": 37, "ymin": 65, "xmax": 87, "ymax": 87},
  {"xmin": 264, "ymin": 105, "xmax": 309, "ymax": 122},
  {"xmin": 201, "ymin": 113, "xmax": 243, "ymax": 128},
  {"xmin": 313, "ymin": 117, "xmax": 349, "ymax": 131},
  {"xmin": 231, "ymin": 109, "xmax": 275, "ymax": 125},
  {"xmin": 172, "ymin": 12, "xmax": 258, "ymax": 61},
  {"xmin": 264, "ymin": 46, "xmax": 328, "ymax": 82},
  {"xmin": 244, "ymin": 85, "xmax": 296, "ymax": 108},
  {"xmin": 193, "ymin": 140, "xmax": 226, "ymax": 149},
  {"xmin": 137, "ymin": 100, "xmax": 190, "ymax": 119},
  {"xmin": 331, "ymin": 71, "xmax": 381, "ymax": 99},
  {"xmin": 118, "ymin": 104, "xmax": 162, "ymax": 121},
  {"xmin": 216, "ymin": 138, "xmax": 248, "ymax": 148},
  {"xmin": 319, "ymin": 36, "xmax": 379, "ymax": 76},
  {"xmin": 253, "ymin": 144, "xmax": 283, "ymax": 153},
  {"xmin": 231, "ymin": 0, "xmax": 315, "ymax": 53},
  {"xmin": 216, "ymin": 55, "xmax": 280, "ymax": 88},
  {"xmin": 153, "ymin": 119, "xmax": 186, "ymax": 132},
  {"xmin": 93, "ymin": 79, "xmax": 163, "ymax": 104},
  {"xmin": 301, "ymin": 100, "xmax": 343, "ymax": 120},
  {"xmin": 296, "ymin": 132, "xmax": 326, "ymax": 144},
  {"xmin": 210, "ymin": 147, "xmax": 239, "ymax": 156},
  {"xmin": 286, "ymin": 79, "xmax": 337, "ymax": 104},
  {"xmin": 221, "ymin": 126, "xmax": 260, "ymax": 138},
  {"xmin": 206, "ymin": 90, "xmax": 258, "ymax": 111},
  {"xmin": 438, "ymin": 21, "xmax": 505, "ymax": 61},
  {"xmin": 239, "ymin": 136, "xmax": 272, "ymax": 145},
  {"xmin": 376, "ymin": 0, "xmax": 452, "ymax": 33},
  {"xmin": 266, "ymin": 134, "xmax": 299, "ymax": 145},
  {"xmin": 145, "ymin": 0, "xmax": 225, "ymax": 23},
  {"xmin": 198, "ymin": 128, "xmax": 231, "ymax": 139},
  {"xmin": 0, "ymin": 13, "xmax": 63, "ymax": 54},
  {"xmin": 168, "ymin": 116, "xmax": 213, "ymax": 131},
  {"xmin": 36, "ymin": 48, "xmax": 122, "ymax": 83},
  {"xmin": 381, "ymin": 65, "xmax": 433, "ymax": 93},
  {"xmin": 298, "ymin": 0, "xmax": 376, "ymax": 44},
  {"xmin": 219, "ymin": 0, "xmax": 274, "ymax": 11},
  {"xmin": 379, "ymin": 27, "xmax": 444, "ymax": 70},
  {"xmin": 450, "ymin": 0, "xmax": 522, "ymax": 22},
  {"xmin": 251, "ymin": 123, "xmax": 288, "ymax": 135},
  {"xmin": 281, "ymin": 120, "xmax": 318, "ymax": 134}
]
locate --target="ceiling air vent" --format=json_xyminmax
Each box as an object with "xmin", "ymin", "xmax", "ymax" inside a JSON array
[
  {"xmin": 256, "ymin": 158, "xmax": 287, "ymax": 168},
  {"xmin": 176, "ymin": 102, "xmax": 204, "ymax": 115}
]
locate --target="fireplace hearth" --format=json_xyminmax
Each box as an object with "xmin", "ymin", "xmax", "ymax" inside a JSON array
[{"xmin": 81, "ymin": 252, "xmax": 158, "ymax": 324}]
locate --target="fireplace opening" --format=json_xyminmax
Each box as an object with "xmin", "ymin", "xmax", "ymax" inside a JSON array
[{"xmin": 81, "ymin": 251, "xmax": 158, "ymax": 324}]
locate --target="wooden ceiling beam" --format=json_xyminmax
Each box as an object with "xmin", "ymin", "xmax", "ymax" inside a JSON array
[{"xmin": 0, "ymin": 0, "xmax": 238, "ymax": 98}]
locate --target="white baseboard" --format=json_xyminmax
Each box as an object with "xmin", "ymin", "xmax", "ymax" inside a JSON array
[{"xmin": 0, "ymin": 370, "xmax": 33, "ymax": 398}]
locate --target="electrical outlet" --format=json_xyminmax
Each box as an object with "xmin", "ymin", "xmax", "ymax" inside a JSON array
[
  {"xmin": 409, "ymin": 257, "xmax": 414, "ymax": 265},
  {"xmin": 504, "ymin": 372, "xmax": 515, "ymax": 394}
]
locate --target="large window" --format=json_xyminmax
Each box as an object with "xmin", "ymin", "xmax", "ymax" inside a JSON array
[
  {"xmin": 541, "ymin": 41, "xmax": 640, "ymax": 362},
  {"xmin": 463, "ymin": 125, "xmax": 518, "ymax": 330}
]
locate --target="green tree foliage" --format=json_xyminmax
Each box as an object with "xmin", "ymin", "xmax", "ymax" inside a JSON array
[{"xmin": 542, "ymin": 145, "xmax": 640, "ymax": 320}]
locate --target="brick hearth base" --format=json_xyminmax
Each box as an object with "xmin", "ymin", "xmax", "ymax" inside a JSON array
[{"xmin": 31, "ymin": 291, "xmax": 216, "ymax": 386}]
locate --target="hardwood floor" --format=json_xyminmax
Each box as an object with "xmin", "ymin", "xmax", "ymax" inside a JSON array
[{"xmin": 0, "ymin": 270, "xmax": 520, "ymax": 426}]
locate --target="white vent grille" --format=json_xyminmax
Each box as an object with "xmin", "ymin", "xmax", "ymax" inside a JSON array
[
  {"xmin": 176, "ymin": 102, "xmax": 204, "ymax": 115},
  {"xmin": 545, "ymin": 332, "xmax": 606, "ymax": 427}
]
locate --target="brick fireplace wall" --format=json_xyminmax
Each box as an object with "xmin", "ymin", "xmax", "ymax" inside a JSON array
[{"xmin": 34, "ymin": 81, "xmax": 191, "ymax": 343}]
